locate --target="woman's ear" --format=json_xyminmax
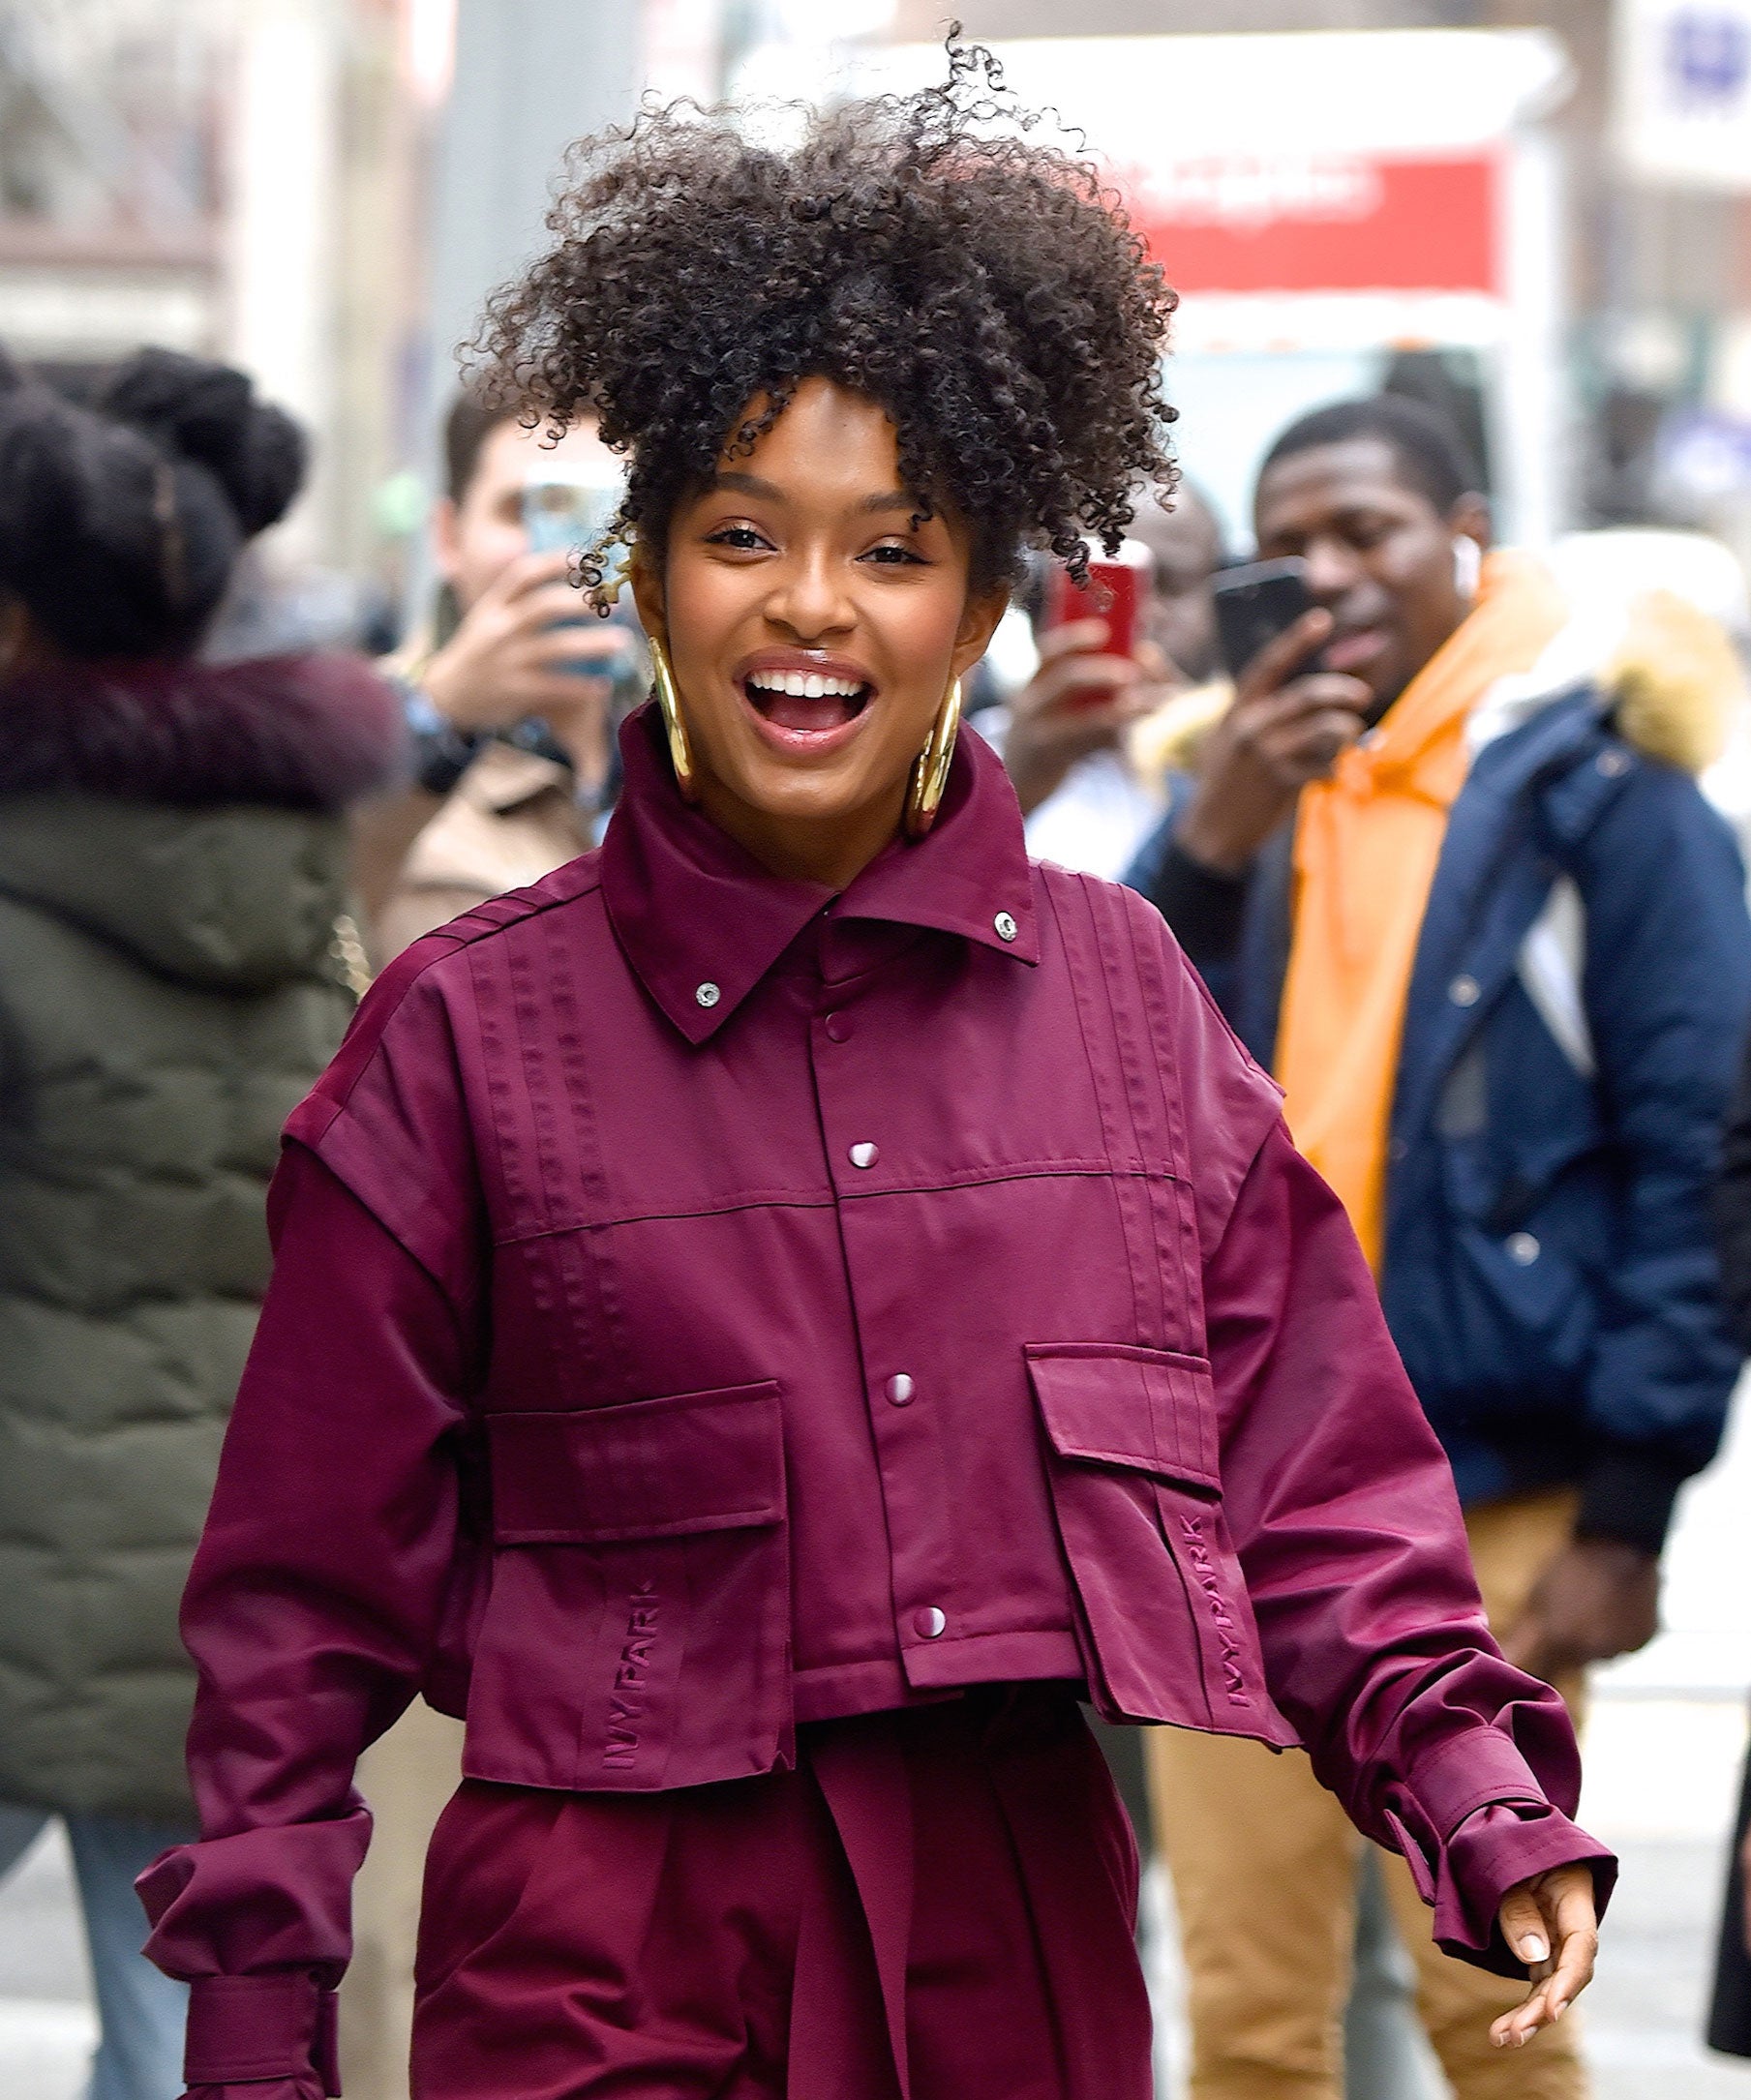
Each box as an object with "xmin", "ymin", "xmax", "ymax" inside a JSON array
[
  {"xmin": 951, "ymin": 584, "xmax": 1010, "ymax": 682},
  {"xmin": 629, "ymin": 544, "xmax": 666, "ymax": 646}
]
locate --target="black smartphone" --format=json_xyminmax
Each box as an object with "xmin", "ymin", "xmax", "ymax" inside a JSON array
[{"xmin": 1212, "ymin": 557, "xmax": 1317, "ymax": 679}]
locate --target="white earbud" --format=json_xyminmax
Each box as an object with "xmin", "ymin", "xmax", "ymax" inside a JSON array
[{"xmin": 1453, "ymin": 535, "xmax": 1482, "ymax": 600}]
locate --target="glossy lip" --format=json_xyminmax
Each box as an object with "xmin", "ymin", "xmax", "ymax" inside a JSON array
[{"xmin": 733, "ymin": 646, "xmax": 881, "ymax": 762}]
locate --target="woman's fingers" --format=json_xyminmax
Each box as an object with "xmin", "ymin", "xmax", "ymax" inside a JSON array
[
  {"xmin": 1543, "ymin": 1871, "xmax": 1601, "ymax": 2018},
  {"xmin": 1498, "ymin": 1888, "xmax": 1552, "ymax": 1967},
  {"xmin": 1490, "ymin": 1867, "xmax": 1598, "ymax": 2049}
]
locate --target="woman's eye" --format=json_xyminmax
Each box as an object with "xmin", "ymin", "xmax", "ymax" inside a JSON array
[
  {"xmin": 861, "ymin": 542, "xmax": 926, "ymax": 566},
  {"xmin": 706, "ymin": 525, "xmax": 770, "ymax": 552}
]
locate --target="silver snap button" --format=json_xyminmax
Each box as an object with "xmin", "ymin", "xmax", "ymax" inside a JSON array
[
  {"xmin": 914, "ymin": 1606, "xmax": 947, "ymax": 1638},
  {"xmin": 1597, "ymin": 748, "xmax": 1630, "ymax": 778},
  {"xmin": 695, "ymin": 981, "xmax": 721, "ymax": 1008},
  {"xmin": 849, "ymin": 1141, "xmax": 879, "ymax": 1169},
  {"xmin": 1506, "ymin": 1231, "xmax": 1541, "ymax": 1266},
  {"xmin": 993, "ymin": 911, "xmax": 1019, "ymax": 943},
  {"xmin": 886, "ymin": 1373, "xmax": 916, "ymax": 1406},
  {"xmin": 1449, "ymin": 975, "xmax": 1481, "ymax": 1007}
]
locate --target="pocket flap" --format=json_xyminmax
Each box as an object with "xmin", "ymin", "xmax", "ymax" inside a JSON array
[
  {"xmin": 488, "ymin": 1380, "xmax": 784, "ymax": 1544},
  {"xmin": 1025, "ymin": 1343, "xmax": 1220, "ymax": 1492}
]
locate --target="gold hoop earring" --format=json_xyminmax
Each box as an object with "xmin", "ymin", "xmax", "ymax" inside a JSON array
[
  {"xmin": 648, "ymin": 635, "xmax": 699, "ymax": 804},
  {"xmin": 904, "ymin": 676, "xmax": 962, "ymax": 840}
]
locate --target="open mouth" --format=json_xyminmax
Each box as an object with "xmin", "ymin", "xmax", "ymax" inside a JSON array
[{"xmin": 741, "ymin": 667, "xmax": 875, "ymax": 735}]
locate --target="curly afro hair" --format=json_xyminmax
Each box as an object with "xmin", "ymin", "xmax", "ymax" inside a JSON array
[{"xmin": 475, "ymin": 39, "xmax": 1177, "ymax": 602}]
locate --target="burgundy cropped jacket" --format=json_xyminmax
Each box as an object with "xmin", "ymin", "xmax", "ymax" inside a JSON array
[{"xmin": 139, "ymin": 711, "xmax": 1612, "ymax": 2093}]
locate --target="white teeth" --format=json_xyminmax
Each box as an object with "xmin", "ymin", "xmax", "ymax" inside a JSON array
[{"xmin": 749, "ymin": 670, "xmax": 865, "ymax": 698}]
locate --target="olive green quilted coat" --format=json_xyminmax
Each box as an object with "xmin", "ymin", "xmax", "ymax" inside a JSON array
[{"xmin": 0, "ymin": 654, "xmax": 398, "ymax": 1817}]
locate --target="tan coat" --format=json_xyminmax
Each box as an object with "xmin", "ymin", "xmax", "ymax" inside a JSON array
[{"xmin": 374, "ymin": 740, "xmax": 597, "ymax": 964}]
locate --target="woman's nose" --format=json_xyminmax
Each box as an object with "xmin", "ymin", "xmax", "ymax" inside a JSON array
[{"xmin": 765, "ymin": 554, "xmax": 855, "ymax": 640}]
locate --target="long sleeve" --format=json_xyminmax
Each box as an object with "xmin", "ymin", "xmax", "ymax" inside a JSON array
[
  {"xmin": 1207, "ymin": 1119, "xmax": 1615, "ymax": 1971},
  {"xmin": 137, "ymin": 1141, "xmax": 478, "ymax": 2099},
  {"xmin": 1572, "ymin": 763, "xmax": 1751, "ymax": 1550}
]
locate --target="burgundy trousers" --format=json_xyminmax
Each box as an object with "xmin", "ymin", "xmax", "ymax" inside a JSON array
[{"xmin": 409, "ymin": 1690, "xmax": 1150, "ymax": 2100}]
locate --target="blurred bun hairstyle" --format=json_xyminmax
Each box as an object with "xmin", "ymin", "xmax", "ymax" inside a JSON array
[
  {"xmin": 0, "ymin": 346, "xmax": 306, "ymax": 659},
  {"xmin": 477, "ymin": 36, "xmax": 1177, "ymax": 601}
]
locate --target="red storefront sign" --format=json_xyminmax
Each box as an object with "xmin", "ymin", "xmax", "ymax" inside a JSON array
[{"xmin": 1114, "ymin": 151, "xmax": 1500, "ymax": 296}]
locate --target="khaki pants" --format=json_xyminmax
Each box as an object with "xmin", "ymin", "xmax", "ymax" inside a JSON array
[
  {"xmin": 338, "ymin": 1702, "xmax": 467, "ymax": 2100},
  {"xmin": 1147, "ymin": 1489, "xmax": 1587, "ymax": 2100}
]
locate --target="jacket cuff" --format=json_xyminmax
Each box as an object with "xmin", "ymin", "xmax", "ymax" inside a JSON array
[
  {"xmin": 185, "ymin": 1974, "xmax": 340, "ymax": 2095},
  {"xmin": 1147, "ymin": 839, "xmax": 1249, "ymax": 962},
  {"xmin": 1380, "ymin": 1729, "xmax": 1615, "ymax": 1976},
  {"xmin": 1575, "ymin": 1444, "xmax": 1691, "ymax": 1554},
  {"xmin": 1435, "ymin": 1803, "xmax": 1618, "ymax": 1971}
]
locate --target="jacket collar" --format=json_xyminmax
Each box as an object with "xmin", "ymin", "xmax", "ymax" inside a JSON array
[{"xmin": 600, "ymin": 704, "xmax": 1039, "ymax": 1044}]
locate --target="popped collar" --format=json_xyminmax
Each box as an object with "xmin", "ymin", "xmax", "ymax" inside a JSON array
[{"xmin": 600, "ymin": 706, "xmax": 1040, "ymax": 1047}]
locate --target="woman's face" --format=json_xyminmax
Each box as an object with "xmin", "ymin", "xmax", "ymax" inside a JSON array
[{"xmin": 633, "ymin": 377, "xmax": 1006, "ymax": 888}]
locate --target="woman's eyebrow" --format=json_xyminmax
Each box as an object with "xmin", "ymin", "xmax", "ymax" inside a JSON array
[
  {"xmin": 708, "ymin": 470, "xmax": 784, "ymax": 500},
  {"xmin": 707, "ymin": 470, "xmax": 917, "ymax": 520}
]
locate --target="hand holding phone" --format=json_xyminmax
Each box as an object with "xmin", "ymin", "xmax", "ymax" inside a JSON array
[
  {"xmin": 1175, "ymin": 561, "xmax": 1375, "ymax": 875},
  {"xmin": 1042, "ymin": 539, "xmax": 1152, "ymax": 707},
  {"xmin": 1211, "ymin": 557, "xmax": 1322, "ymax": 680}
]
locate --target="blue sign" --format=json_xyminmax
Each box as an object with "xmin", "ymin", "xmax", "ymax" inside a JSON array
[{"xmin": 1667, "ymin": 9, "xmax": 1751, "ymax": 107}]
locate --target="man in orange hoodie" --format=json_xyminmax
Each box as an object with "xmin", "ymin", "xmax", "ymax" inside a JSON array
[{"xmin": 1128, "ymin": 396, "xmax": 1751, "ymax": 2100}]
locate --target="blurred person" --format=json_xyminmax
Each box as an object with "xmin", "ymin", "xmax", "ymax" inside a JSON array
[
  {"xmin": 1129, "ymin": 394, "xmax": 1751, "ymax": 2100},
  {"xmin": 136, "ymin": 61, "xmax": 1609, "ymax": 2100},
  {"xmin": 992, "ymin": 480, "xmax": 1223, "ymax": 880},
  {"xmin": 360, "ymin": 388, "xmax": 638, "ymax": 961},
  {"xmin": 0, "ymin": 347, "xmax": 401, "ymax": 2100}
]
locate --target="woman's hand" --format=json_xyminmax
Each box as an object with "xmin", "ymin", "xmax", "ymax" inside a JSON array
[{"xmin": 1491, "ymin": 1863, "xmax": 1599, "ymax": 2050}]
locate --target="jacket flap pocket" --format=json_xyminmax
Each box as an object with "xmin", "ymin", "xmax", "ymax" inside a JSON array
[
  {"xmin": 488, "ymin": 1380, "xmax": 784, "ymax": 1544},
  {"xmin": 1024, "ymin": 1343, "xmax": 1220, "ymax": 1492}
]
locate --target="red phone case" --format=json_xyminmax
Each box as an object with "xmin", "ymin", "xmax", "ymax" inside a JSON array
[{"xmin": 1042, "ymin": 540, "xmax": 1150, "ymax": 707}]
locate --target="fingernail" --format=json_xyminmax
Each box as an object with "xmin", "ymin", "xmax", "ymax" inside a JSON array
[{"xmin": 1522, "ymin": 1935, "xmax": 1549, "ymax": 1963}]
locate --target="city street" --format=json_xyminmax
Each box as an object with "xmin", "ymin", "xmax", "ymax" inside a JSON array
[{"xmin": 4, "ymin": 1390, "xmax": 1751, "ymax": 2100}]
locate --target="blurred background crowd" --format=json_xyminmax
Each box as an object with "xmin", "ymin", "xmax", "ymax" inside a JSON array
[{"xmin": 7, "ymin": 2, "xmax": 1751, "ymax": 2099}]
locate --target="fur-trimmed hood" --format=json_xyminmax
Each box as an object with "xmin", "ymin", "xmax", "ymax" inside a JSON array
[
  {"xmin": 0, "ymin": 650, "xmax": 406, "ymax": 812},
  {"xmin": 0, "ymin": 654, "xmax": 405, "ymax": 990},
  {"xmin": 1468, "ymin": 587, "xmax": 1745, "ymax": 774}
]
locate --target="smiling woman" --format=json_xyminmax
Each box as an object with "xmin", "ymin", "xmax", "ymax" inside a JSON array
[
  {"xmin": 635, "ymin": 379, "xmax": 1007, "ymax": 886},
  {"xmin": 139, "ymin": 40, "xmax": 1609, "ymax": 2100}
]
